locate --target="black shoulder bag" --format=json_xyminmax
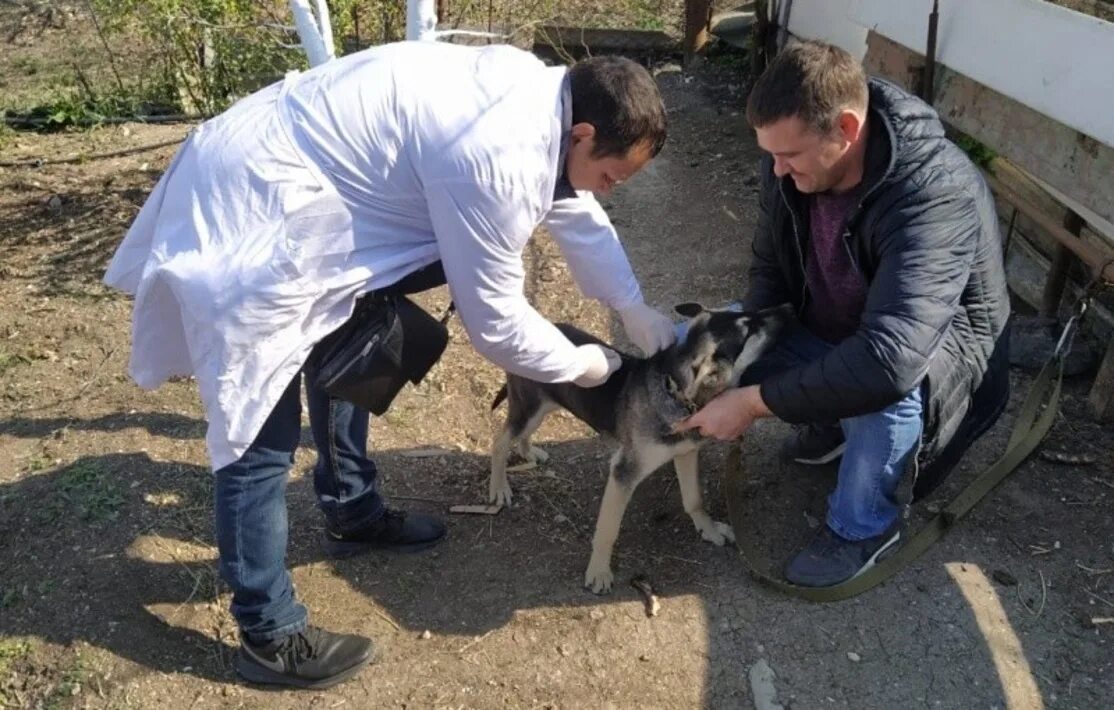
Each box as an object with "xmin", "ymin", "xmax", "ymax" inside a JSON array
[{"xmin": 308, "ymin": 262, "xmax": 453, "ymax": 415}]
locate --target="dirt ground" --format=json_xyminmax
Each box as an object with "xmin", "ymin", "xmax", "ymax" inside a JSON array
[{"xmin": 2, "ymin": 46, "xmax": 1113, "ymax": 710}]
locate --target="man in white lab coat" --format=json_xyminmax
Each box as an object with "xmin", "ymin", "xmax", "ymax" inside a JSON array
[{"xmin": 105, "ymin": 41, "xmax": 674, "ymax": 688}]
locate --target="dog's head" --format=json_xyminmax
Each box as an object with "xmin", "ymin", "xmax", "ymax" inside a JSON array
[{"xmin": 663, "ymin": 302, "xmax": 794, "ymax": 409}]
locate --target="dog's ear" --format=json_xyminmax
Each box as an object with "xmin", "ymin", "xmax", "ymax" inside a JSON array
[
  {"xmin": 732, "ymin": 324, "xmax": 775, "ymax": 375},
  {"xmin": 731, "ymin": 304, "xmax": 794, "ymax": 376},
  {"xmin": 745, "ymin": 303, "xmax": 794, "ymax": 336},
  {"xmin": 757, "ymin": 302, "xmax": 795, "ymax": 325},
  {"xmin": 674, "ymin": 302, "xmax": 705, "ymax": 318}
]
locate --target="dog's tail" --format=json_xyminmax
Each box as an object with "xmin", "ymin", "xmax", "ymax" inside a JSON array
[{"xmin": 491, "ymin": 383, "xmax": 508, "ymax": 411}]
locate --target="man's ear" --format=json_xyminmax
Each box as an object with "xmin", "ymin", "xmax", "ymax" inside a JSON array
[
  {"xmin": 836, "ymin": 109, "xmax": 865, "ymax": 144},
  {"xmin": 570, "ymin": 122, "xmax": 596, "ymax": 144},
  {"xmin": 674, "ymin": 302, "xmax": 705, "ymax": 318}
]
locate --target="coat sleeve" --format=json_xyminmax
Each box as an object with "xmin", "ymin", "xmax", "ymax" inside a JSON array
[
  {"xmin": 540, "ymin": 192, "xmax": 642, "ymax": 311},
  {"xmin": 425, "ymin": 177, "xmax": 585, "ymax": 383},
  {"xmin": 761, "ymin": 187, "xmax": 978, "ymax": 423},
  {"xmin": 744, "ymin": 158, "xmax": 794, "ymax": 310}
]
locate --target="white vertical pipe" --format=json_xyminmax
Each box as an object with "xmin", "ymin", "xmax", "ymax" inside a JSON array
[
  {"xmin": 407, "ymin": 0, "xmax": 439, "ymax": 41},
  {"xmin": 312, "ymin": 0, "xmax": 335, "ymax": 58},
  {"xmin": 289, "ymin": 0, "xmax": 333, "ymax": 66}
]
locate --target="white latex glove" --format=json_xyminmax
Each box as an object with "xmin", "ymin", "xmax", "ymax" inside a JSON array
[
  {"xmin": 619, "ymin": 301, "xmax": 677, "ymax": 355},
  {"xmin": 573, "ymin": 344, "xmax": 622, "ymax": 387}
]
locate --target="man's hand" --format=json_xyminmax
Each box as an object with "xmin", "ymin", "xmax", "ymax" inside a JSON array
[
  {"xmin": 573, "ymin": 344, "xmax": 622, "ymax": 387},
  {"xmin": 674, "ymin": 385, "xmax": 773, "ymax": 440},
  {"xmin": 619, "ymin": 301, "xmax": 676, "ymax": 355}
]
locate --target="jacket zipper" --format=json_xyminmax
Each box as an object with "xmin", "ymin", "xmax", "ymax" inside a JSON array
[
  {"xmin": 840, "ymin": 108, "xmax": 899, "ymax": 279},
  {"xmin": 778, "ymin": 180, "xmax": 808, "ymax": 312},
  {"xmin": 782, "ymin": 178, "xmax": 866, "ymax": 289},
  {"xmin": 842, "ymin": 228, "xmax": 862, "ymax": 275}
]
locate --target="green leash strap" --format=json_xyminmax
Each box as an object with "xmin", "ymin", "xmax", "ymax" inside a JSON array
[{"xmin": 725, "ymin": 352, "xmax": 1065, "ymax": 603}]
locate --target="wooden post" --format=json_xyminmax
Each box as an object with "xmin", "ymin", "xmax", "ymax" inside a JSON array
[
  {"xmin": 1039, "ymin": 210, "xmax": 1084, "ymax": 318},
  {"xmin": 684, "ymin": 0, "xmax": 713, "ymax": 66},
  {"xmin": 752, "ymin": 0, "xmax": 770, "ymax": 76},
  {"xmin": 1089, "ymin": 342, "xmax": 1114, "ymax": 422}
]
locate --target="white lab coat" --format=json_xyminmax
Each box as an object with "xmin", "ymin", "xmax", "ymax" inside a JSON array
[{"xmin": 104, "ymin": 42, "xmax": 644, "ymax": 470}]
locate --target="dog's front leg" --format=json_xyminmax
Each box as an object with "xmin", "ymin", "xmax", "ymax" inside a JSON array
[
  {"xmin": 674, "ymin": 449, "xmax": 735, "ymax": 546},
  {"xmin": 489, "ymin": 427, "xmax": 514, "ymax": 506},
  {"xmin": 584, "ymin": 450, "xmax": 642, "ymax": 594},
  {"xmin": 584, "ymin": 477, "xmax": 632, "ymax": 594}
]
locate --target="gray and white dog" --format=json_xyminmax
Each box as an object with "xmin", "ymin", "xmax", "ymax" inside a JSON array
[{"xmin": 489, "ymin": 303, "xmax": 793, "ymax": 593}]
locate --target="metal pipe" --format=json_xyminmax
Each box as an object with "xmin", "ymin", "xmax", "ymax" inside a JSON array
[
  {"xmin": 1004, "ymin": 207, "xmax": 1018, "ymax": 259},
  {"xmin": 922, "ymin": 0, "xmax": 939, "ymax": 103},
  {"xmin": 407, "ymin": 0, "xmax": 438, "ymax": 41},
  {"xmin": 776, "ymin": 0, "xmax": 794, "ymax": 51}
]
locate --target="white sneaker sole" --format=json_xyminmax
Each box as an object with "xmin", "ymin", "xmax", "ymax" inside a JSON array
[
  {"xmin": 849, "ymin": 530, "xmax": 902, "ymax": 581},
  {"xmin": 235, "ymin": 648, "xmax": 373, "ymax": 689}
]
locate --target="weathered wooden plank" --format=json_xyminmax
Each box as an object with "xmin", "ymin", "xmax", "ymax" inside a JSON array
[
  {"xmin": 533, "ymin": 25, "xmax": 678, "ymax": 56},
  {"xmin": 861, "ymin": 31, "xmax": 1114, "ymax": 231},
  {"xmin": 855, "ymin": 0, "xmax": 1114, "ymax": 148},
  {"xmin": 983, "ymin": 172, "xmax": 1114, "ymax": 285}
]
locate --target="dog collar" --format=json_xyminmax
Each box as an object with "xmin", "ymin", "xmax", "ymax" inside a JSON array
[{"xmin": 664, "ymin": 374, "xmax": 698, "ymax": 415}]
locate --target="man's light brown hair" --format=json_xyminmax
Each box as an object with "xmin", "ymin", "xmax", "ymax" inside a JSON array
[{"xmin": 746, "ymin": 40, "xmax": 868, "ymax": 134}]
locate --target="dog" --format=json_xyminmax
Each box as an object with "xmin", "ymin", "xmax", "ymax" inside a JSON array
[{"xmin": 489, "ymin": 302, "xmax": 793, "ymax": 593}]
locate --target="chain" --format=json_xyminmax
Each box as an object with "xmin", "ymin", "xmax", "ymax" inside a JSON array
[{"xmin": 1053, "ymin": 257, "xmax": 1114, "ymax": 360}]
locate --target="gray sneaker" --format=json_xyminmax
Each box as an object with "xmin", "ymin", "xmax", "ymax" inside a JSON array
[
  {"xmin": 783, "ymin": 424, "xmax": 846, "ymax": 465},
  {"xmin": 784, "ymin": 524, "xmax": 901, "ymax": 587},
  {"xmin": 235, "ymin": 626, "xmax": 374, "ymax": 689}
]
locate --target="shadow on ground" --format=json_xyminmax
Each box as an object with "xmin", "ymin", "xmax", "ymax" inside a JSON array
[{"xmin": 3, "ymin": 383, "xmax": 1110, "ymax": 707}]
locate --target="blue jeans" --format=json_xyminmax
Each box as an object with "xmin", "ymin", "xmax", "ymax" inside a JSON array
[
  {"xmin": 213, "ymin": 365, "xmax": 385, "ymax": 640},
  {"xmin": 741, "ymin": 324, "xmax": 924, "ymax": 540}
]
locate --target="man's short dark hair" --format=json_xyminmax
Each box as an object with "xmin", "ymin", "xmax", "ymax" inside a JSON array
[
  {"xmin": 569, "ymin": 56, "xmax": 667, "ymax": 159},
  {"xmin": 746, "ymin": 40, "xmax": 868, "ymax": 134}
]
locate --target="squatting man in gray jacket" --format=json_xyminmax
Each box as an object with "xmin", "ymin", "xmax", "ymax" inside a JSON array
[{"xmin": 679, "ymin": 40, "xmax": 1011, "ymax": 588}]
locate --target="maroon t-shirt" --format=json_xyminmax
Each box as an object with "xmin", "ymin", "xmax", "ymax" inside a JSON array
[{"xmin": 803, "ymin": 190, "xmax": 866, "ymax": 343}]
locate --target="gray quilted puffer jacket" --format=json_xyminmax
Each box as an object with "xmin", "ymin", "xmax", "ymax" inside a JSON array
[{"xmin": 744, "ymin": 77, "xmax": 1011, "ymax": 497}]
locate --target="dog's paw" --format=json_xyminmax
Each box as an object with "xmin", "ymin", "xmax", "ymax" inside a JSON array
[
  {"xmin": 488, "ymin": 479, "xmax": 513, "ymax": 506},
  {"xmin": 698, "ymin": 520, "xmax": 736, "ymax": 547},
  {"xmin": 525, "ymin": 446, "xmax": 550, "ymax": 464},
  {"xmin": 583, "ymin": 565, "xmax": 614, "ymax": 594}
]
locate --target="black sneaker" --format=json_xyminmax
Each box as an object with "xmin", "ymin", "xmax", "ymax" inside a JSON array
[
  {"xmin": 784, "ymin": 524, "xmax": 901, "ymax": 587},
  {"xmin": 784, "ymin": 424, "xmax": 846, "ymax": 465},
  {"xmin": 234, "ymin": 626, "xmax": 374, "ymax": 689},
  {"xmin": 325, "ymin": 508, "xmax": 446, "ymax": 558}
]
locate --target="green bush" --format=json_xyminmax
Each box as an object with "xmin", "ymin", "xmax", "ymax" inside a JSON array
[
  {"xmin": 955, "ymin": 132, "xmax": 998, "ymax": 168},
  {"xmin": 90, "ymin": 0, "xmax": 306, "ymax": 116},
  {"xmin": 7, "ymin": 1, "xmax": 684, "ymax": 125}
]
